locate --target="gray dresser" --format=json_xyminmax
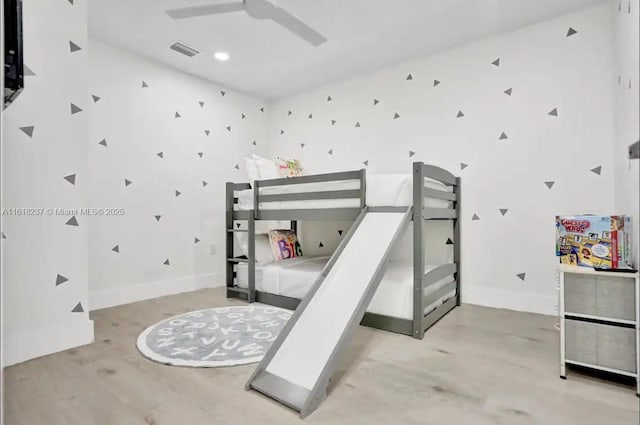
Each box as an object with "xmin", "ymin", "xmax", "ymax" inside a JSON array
[{"xmin": 558, "ymin": 265, "xmax": 639, "ymax": 395}]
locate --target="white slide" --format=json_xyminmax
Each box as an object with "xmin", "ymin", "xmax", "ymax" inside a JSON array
[{"xmin": 246, "ymin": 207, "xmax": 412, "ymax": 417}]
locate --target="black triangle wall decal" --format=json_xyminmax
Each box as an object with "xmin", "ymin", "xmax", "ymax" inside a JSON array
[
  {"xmin": 56, "ymin": 274, "xmax": 69, "ymax": 286},
  {"xmin": 70, "ymin": 103, "xmax": 83, "ymax": 115},
  {"xmin": 64, "ymin": 174, "xmax": 76, "ymax": 185},
  {"xmin": 20, "ymin": 126, "xmax": 35, "ymax": 138},
  {"xmin": 69, "ymin": 41, "xmax": 82, "ymax": 52}
]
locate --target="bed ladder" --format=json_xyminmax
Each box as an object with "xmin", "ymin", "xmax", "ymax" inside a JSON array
[
  {"xmin": 225, "ymin": 182, "xmax": 256, "ymax": 302},
  {"xmin": 246, "ymin": 206, "xmax": 412, "ymax": 418}
]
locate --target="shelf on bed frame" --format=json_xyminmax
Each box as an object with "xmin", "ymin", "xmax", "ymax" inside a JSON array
[{"xmin": 224, "ymin": 162, "xmax": 461, "ymax": 339}]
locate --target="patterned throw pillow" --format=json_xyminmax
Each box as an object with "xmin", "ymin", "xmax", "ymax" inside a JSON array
[
  {"xmin": 276, "ymin": 157, "xmax": 304, "ymax": 177},
  {"xmin": 268, "ymin": 229, "xmax": 303, "ymax": 261}
]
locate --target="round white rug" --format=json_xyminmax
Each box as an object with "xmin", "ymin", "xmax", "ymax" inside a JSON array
[{"xmin": 136, "ymin": 305, "xmax": 291, "ymax": 367}]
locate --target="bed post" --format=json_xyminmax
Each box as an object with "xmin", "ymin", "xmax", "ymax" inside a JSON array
[
  {"xmin": 225, "ymin": 182, "xmax": 235, "ymax": 296},
  {"xmin": 412, "ymin": 162, "xmax": 425, "ymax": 339},
  {"xmin": 359, "ymin": 168, "xmax": 367, "ymax": 209},
  {"xmin": 248, "ymin": 181, "xmax": 259, "ymax": 303},
  {"xmin": 454, "ymin": 177, "xmax": 461, "ymax": 306},
  {"xmin": 247, "ymin": 212, "xmax": 256, "ymax": 303}
]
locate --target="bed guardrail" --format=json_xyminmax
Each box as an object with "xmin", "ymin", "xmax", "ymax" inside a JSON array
[
  {"xmin": 253, "ymin": 169, "xmax": 366, "ymax": 221},
  {"xmin": 412, "ymin": 162, "xmax": 461, "ymax": 338}
]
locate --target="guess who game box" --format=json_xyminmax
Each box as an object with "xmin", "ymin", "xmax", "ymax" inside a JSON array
[{"xmin": 556, "ymin": 215, "xmax": 632, "ymax": 269}]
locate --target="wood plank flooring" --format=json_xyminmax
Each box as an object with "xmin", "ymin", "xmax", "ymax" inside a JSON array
[{"xmin": 3, "ymin": 287, "xmax": 638, "ymax": 424}]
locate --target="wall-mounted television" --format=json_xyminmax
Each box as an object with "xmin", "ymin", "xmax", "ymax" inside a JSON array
[{"xmin": 4, "ymin": 0, "xmax": 24, "ymax": 108}]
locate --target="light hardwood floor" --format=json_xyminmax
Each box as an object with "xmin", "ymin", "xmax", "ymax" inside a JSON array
[{"xmin": 3, "ymin": 287, "xmax": 639, "ymax": 425}]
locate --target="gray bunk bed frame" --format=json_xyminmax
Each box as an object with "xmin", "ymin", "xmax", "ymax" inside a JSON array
[{"xmin": 225, "ymin": 161, "xmax": 461, "ymax": 339}]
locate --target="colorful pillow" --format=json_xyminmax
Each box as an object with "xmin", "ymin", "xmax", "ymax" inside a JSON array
[
  {"xmin": 268, "ymin": 229, "xmax": 303, "ymax": 261},
  {"xmin": 277, "ymin": 157, "xmax": 304, "ymax": 177}
]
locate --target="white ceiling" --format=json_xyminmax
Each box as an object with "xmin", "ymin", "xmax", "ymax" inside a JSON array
[{"xmin": 89, "ymin": 0, "xmax": 604, "ymax": 100}]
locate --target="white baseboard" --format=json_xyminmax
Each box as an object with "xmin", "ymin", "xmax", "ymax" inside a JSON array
[
  {"xmin": 462, "ymin": 286, "xmax": 557, "ymax": 316},
  {"xmin": 89, "ymin": 272, "xmax": 224, "ymax": 311},
  {"xmin": 2, "ymin": 317, "xmax": 94, "ymax": 367}
]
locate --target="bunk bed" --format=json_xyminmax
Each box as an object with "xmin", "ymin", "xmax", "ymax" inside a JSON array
[{"xmin": 225, "ymin": 162, "xmax": 460, "ymax": 339}]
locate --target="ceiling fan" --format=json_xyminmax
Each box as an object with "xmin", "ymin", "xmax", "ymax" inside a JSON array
[{"xmin": 165, "ymin": 0, "xmax": 327, "ymax": 46}]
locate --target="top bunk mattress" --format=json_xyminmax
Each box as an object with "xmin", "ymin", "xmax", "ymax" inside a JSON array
[{"xmin": 236, "ymin": 174, "xmax": 451, "ymax": 210}]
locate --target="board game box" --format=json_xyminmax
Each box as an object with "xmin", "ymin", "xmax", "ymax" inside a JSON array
[{"xmin": 555, "ymin": 215, "xmax": 632, "ymax": 269}]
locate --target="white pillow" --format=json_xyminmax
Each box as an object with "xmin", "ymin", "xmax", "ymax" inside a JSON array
[
  {"xmin": 243, "ymin": 157, "xmax": 260, "ymax": 183},
  {"xmin": 252, "ymin": 154, "xmax": 280, "ymax": 180},
  {"xmin": 235, "ymin": 233, "xmax": 275, "ymax": 266}
]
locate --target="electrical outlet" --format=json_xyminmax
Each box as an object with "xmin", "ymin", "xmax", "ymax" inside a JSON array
[{"xmin": 209, "ymin": 243, "xmax": 216, "ymax": 255}]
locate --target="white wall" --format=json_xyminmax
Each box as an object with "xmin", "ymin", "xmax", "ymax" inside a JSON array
[
  {"xmin": 2, "ymin": 0, "xmax": 94, "ymax": 366},
  {"xmin": 266, "ymin": 3, "xmax": 616, "ymax": 315},
  {"xmin": 612, "ymin": 0, "xmax": 639, "ymax": 268},
  {"xmin": 87, "ymin": 40, "xmax": 269, "ymax": 310}
]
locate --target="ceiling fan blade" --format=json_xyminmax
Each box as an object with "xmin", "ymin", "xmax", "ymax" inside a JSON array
[
  {"xmin": 269, "ymin": 6, "xmax": 327, "ymax": 46},
  {"xmin": 166, "ymin": 2, "xmax": 245, "ymax": 19}
]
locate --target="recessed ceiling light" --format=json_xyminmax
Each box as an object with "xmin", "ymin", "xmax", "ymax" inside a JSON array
[{"xmin": 214, "ymin": 51, "xmax": 230, "ymax": 61}]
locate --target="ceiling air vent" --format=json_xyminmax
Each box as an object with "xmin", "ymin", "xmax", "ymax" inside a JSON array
[{"xmin": 169, "ymin": 41, "xmax": 200, "ymax": 57}]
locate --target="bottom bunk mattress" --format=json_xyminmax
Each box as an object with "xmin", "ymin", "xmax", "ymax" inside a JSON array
[{"xmin": 235, "ymin": 256, "xmax": 456, "ymax": 320}]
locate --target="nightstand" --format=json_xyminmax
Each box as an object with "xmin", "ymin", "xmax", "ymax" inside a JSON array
[{"xmin": 558, "ymin": 265, "xmax": 639, "ymax": 395}]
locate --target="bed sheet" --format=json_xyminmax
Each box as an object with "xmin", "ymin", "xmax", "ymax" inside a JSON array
[
  {"xmin": 235, "ymin": 257, "xmax": 456, "ymax": 320},
  {"xmin": 236, "ymin": 174, "xmax": 451, "ymax": 210}
]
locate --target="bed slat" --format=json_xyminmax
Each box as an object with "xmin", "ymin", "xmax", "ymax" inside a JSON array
[
  {"xmin": 423, "ymin": 281, "xmax": 457, "ymax": 309},
  {"xmin": 258, "ymin": 170, "xmax": 363, "ymax": 188},
  {"xmin": 257, "ymin": 208, "xmax": 361, "ymax": 221},
  {"xmin": 423, "ymin": 187, "xmax": 456, "ymax": 201},
  {"xmin": 422, "ymin": 165, "xmax": 457, "ymax": 186},
  {"xmin": 424, "ymin": 263, "xmax": 457, "ymax": 286},
  {"xmin": 422, "ymin": 296, "xmax": 457, "ymax": 331},
  {"xmin": 259, "ymin": 189, "xmax": 361, "ymax": 203},
  {"xmin": 422, "ymin": 207, "xmax": 457, "ymax": 219}
]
